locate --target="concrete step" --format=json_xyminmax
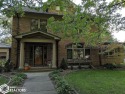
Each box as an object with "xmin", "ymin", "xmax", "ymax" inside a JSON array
[{"xmin": 23, "ymin": 67, "xmax": 55, "ymax": 72}]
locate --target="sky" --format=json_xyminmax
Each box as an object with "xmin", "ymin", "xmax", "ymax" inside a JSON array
[{"xmin": 43, "ymin": 0, "xmax": 125, "ymax": 42}]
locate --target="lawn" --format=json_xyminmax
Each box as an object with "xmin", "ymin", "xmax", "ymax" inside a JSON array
[{"xmin": 65, "ymin": 70, "xmax": 125, "ymax": 94}]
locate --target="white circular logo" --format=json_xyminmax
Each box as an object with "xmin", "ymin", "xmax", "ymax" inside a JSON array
[{"xmin": 0, "ymin": 84, "xmax": 9, "ymax": 94}]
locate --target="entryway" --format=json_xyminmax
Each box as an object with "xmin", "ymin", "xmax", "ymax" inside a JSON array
[{"xmin": 25, "ymin": 43, "xmax": 52, "ymax": 67}]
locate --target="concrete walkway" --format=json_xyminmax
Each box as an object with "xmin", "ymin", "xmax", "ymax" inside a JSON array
[{"xmin": 21, "ymin": 72, "xmax": 57, "ymax": 94}]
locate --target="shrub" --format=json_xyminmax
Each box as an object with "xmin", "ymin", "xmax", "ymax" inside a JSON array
[
  {"xmin": 0, "ymin": 66, "xmax": 4, "ymax": 73},
  {"xmin": 102, "ymin": 63, "xmax": 116, "ymax": 70},
  {"xmin": 15, "ymin": 73, "xmax": 27, "ymax": 79},
  {"xmin": 50, "ymin": 70, "xmax": 75, "ymax": 94},
  {"xmin": 0, "ymin": 60, "xmax": 6, "ymax": 67},
  {"xmin": 11, "ymin": 76, "xmax": 23, "ymax": 85},
  {"xmin": 10, "ymin": 73, "xmax": 27, "ymax": 86},
  {"xmin": 60, "ymin": 58, "xmax": 68, "ymax": 70},
  {"xmin": 4, "ymin": 59, "xmax": 13, "ymax": 72},
  {"xmin": 57, "ymin": 80, "xmax": 73, "ymax": 94}
]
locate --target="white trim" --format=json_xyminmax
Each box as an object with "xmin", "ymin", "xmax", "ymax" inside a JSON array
[{"xmin": 15, "ymin": 31, "xmax": 60, "ymax": 40}]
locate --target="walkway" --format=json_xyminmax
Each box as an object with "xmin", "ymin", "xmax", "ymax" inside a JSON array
[{"xmin": 21, "ymin": 72, "xmax": 57, "ymax": 94}]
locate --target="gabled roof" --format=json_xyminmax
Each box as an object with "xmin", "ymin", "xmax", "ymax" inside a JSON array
[
  {"xmin": 15, "ymin": 31, "xmax": 61, "ymax": 40},
  {"xmin": 0, "ymin": 43, "xmax": 11, "ymax": 48}
]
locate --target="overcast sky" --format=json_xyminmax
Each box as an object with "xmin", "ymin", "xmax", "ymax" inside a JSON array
[{"xmin": 43, "ymin": 0, "xmax": 125, "ymax": 42}]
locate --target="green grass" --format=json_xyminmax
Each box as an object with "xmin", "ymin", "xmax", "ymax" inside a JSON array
[
  {"xmin": 65, "ymin": 70, "xmax": 125, "ymax": 94},
  {"xmin": 0, "ymin": 76, "xmax": 8, "ymax": 85}
]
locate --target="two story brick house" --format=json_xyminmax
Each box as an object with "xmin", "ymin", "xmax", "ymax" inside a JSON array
[{"xmin": 11, "ymin": 2, "xmax": 124, "ymax": 69}]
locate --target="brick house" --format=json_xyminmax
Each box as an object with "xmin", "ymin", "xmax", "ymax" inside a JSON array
[{"xmin": 11, "ymin": 3, "xmax": 124, "ymax": 69}]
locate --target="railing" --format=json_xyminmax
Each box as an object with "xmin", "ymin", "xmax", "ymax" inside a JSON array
[{"xmin": 68, "ymin": 59, "xmax": 92, "ymax": 65}]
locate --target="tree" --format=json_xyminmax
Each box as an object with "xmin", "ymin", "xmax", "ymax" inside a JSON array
[
  {"xmin": 0, "ymin": 0, "xmax": 44, "ymax": 44},
  {"xmin": 47, "ymin": 0, "xmax": 124, "ymax": 46},
  {"xmin": 0, "ymin": 16, "xmax": 12, "ymax": 44},
  {"xmin": 0, "ymin": 0, "xmax": 44, "ymax": 24}
]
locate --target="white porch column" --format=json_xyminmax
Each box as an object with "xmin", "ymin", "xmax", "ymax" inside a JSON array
[
  {"xmin": 19, "ymin": 42, "xmax": 25, "ymax": 69},
  {"xmin": 52, "ymin": 42, "xmax": 57, "ymax": 68}
]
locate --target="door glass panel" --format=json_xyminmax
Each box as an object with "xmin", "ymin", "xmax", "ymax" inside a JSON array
[{"xmin": 35, "ymin": 46, "xmax": 43, "ymax": 66}]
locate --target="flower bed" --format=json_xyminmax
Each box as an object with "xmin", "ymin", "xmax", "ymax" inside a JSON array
[{"xmin": 49, "ymin": 70, "xmax": 78, "ymax": 94}]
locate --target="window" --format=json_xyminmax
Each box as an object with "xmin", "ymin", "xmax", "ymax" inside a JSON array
[
  {"xmin": 67, "ymin": 43, "xmax": 84, "ymax": 59},
  {"xmin": 40, "ymin": 19, "xmax": 47, "ymax": 31},
  {"xmin": 67, "ymin": 49, "xmax": 72, "ymax": 59},
  {"xmin": 31, "ymin": 19, "xmax": 38, "ymax": 31},
  {"xmin": 0, "ymin": 52, "xmax": 7, "ymax": 60},
  {"xmin": 31, "ymin": 19, "xmax": 47, "ymax": 32}
]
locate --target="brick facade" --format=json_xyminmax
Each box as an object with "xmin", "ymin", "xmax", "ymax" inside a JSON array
[{"xmin": 12, "ymin": 5, "xmax": 125, "ymax": 68}]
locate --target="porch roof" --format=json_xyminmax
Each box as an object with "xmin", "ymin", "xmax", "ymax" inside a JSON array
[
  {"xmin": 15, "ymin": 31, "xmax": 61, "ymax": 40},
  {"xmin": 0, "ymin": 43, "xmax": 11, "ymax": 48}
]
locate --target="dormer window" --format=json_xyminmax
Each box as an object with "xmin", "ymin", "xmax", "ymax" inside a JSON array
[{"xmin": 31, "ymin": 19, "xmax": 47, "ymax": 32}]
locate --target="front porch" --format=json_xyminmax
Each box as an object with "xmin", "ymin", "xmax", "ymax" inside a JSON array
[
  {"xmin": 25, "ymin": 43, "xmax": 53, "ymax": 67},
  {"xmin": 15, "ymin": 31, "xmax": 61, "ymax": 69}
]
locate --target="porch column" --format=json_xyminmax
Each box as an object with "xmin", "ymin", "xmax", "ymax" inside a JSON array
[
  {"xmin": 52, "ymin": 42, "xmax": 57, "ymax": 68},
  {"xmin": 19, "ymin": 42, "xmax": 25, "ymax": 69}
]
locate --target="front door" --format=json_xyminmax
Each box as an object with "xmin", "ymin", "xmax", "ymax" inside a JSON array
[{"xmin": 34, "ymin": 46, "xmax": 47, "ymax": 66}]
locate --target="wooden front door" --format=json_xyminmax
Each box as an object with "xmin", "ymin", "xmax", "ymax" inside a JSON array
[{"xmin": 34, "ymin": 46, "xmax": 47, "ymax": 66}]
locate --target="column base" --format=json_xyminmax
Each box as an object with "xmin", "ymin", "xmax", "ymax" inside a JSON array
[{"xmin": 52, "ymin": 65, "xmax": 57, "ymax": 68}]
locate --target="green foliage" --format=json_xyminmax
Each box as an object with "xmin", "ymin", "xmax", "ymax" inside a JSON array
[
  {"xmin": 4, "ymin": 60, "xmax": 13, "ymax": 72},
  {"xmin": 60, "ymin": 58, "xmax": 68, "ymax": 70},
  {"xmin": 11, "ymin": 76, "xmax": 23, "ymax": 86},
  {"xmin": 102, "ymin": 63, "xmax": 117, "ymax": 70},
  {"xmin": 47, "ymin": 0, "xmax": 125, "ymax": 45},
  {"xmin": 0, "ymin": 76, "xmax": 8, "ymax": 85},
  {"xmin": 10, "ymin": 73, "xmax": 27, "ymax": 86},
  {"xmin": 0, "ymin": 60, "xmax": 6, "ymax": 67},
  {"xmin": 15, "ymin": 73, "xmax": 27, "ymax": 79},
  {"xmin": 50, "ymin": 70, "xmax": 75, "ymax": 94}
]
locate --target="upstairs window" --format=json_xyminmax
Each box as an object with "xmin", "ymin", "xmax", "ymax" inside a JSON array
[{"xmin": 31, "ymin": 19, "xmax": 47, "ymax": 32}]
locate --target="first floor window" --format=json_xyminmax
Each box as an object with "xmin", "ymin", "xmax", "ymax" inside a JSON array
[
  {"xmin": 66, "ymin": 43, "xmax": 91, "ymax": 59},
  {"xmin": 67, "ymin": 49, "xmax": 72, "ymax": 59}
]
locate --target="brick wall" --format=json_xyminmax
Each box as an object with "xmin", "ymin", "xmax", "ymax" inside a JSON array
[{"xmin": 11, "ymin": 12, "xmax": 100, "ymax": 68}]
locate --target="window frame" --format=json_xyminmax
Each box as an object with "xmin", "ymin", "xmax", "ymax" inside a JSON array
[{"xmin": 31, "ymin": 19, "xmax": 47, "ymax": 32}]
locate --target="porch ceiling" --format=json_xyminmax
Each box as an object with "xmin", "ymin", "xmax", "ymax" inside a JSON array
[{"xmin": 15, "ymin": 31, "xmax": 61, "ymax": 40}]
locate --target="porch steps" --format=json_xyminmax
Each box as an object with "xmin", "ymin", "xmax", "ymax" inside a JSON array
[{"xmin": 23, "ymin": 67, "xmax": 55, "ymax": 72}]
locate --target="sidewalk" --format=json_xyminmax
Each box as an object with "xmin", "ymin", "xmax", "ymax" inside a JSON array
[{"xmin": 21, "ymin": 72, "xmax": 57, "ymax": 94}]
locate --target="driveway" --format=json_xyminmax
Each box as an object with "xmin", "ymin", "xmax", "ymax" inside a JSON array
[{"xmin": 21, "ymin": 72, "xmax": 57, "ymax": 94}]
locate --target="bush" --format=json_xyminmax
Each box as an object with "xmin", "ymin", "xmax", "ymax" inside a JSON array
[
  {"xmin": 11, "ymin": 76, "xmax": 23, "ymax": 85},
  {"xmin": 102, "ymin": 63, "xmax": 116, "ymax": 70},
  {"xmin": 15, "ymin": 73, "xmax": 27, "ymax": 79},
  {"xmin": 0, "ymin": 60, "xmax": 6, "ymax": 67},
  {"xmin": 56, "ymin": 79, "xmax": 73, "ymax": 94},
  {"xmin": 10, "ymin": 73, "xmax": 27, "ymax": 86},
  {"xmin": 0, "ymin": 66, "xmax": 4, "ymax": 73},
  {"xmin": 4, "ymin": 59, "xmax": 13, "ymax": 72},
  {"xmin": 60, "ymin": 58, "xmax": 68, "ymax": 70},
  {"xmin": 50, "ymin": 70, "xmax": 75, "ymax": 94}
]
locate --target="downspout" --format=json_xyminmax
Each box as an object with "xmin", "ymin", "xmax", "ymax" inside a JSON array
[
  {"xmin": 15, "ymin": 13, "xmax": 20, "ymax": 69},
  {"xmin": 15, "ymin": 39, "xmax": 20, "ymax": 68}
]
